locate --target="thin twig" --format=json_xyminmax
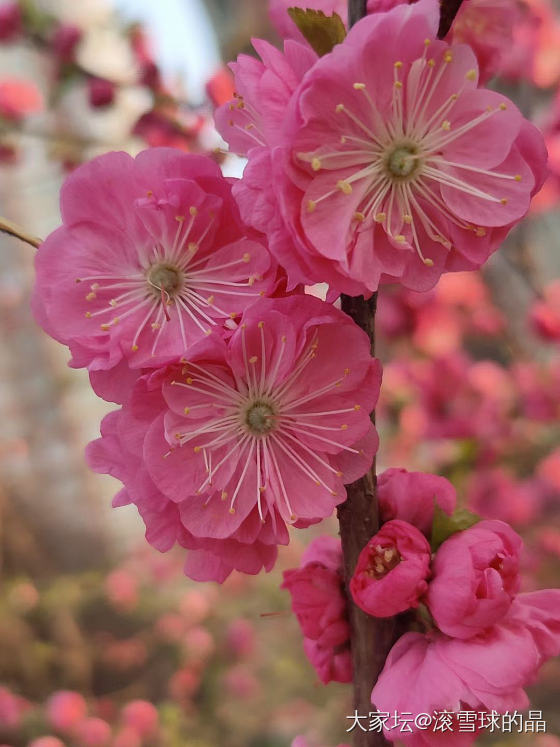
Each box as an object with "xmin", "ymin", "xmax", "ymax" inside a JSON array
[{"xmin": 0, "ymin": 216, "xmax": 42, "ymax": 249}]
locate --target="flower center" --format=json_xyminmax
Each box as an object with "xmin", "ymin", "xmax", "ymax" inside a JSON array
[
  {"xmin": 147, "ymin": 262, "xmax": 184, "ymax": 298},
  {"xmin": 385, "ymin": 145, "xmax": 419, "ymax": 179},
  {"xmin": 367, "ymin": 543, "xmax": 402, "ymax": 579},
  {"xmin": 244, "ymin": 401, "xmax": 276, "ymax": 435}
]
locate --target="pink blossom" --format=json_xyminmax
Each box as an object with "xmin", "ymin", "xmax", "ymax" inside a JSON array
[
  {"xmin": 46, "ymin": 691, "xmax": 87, "ymax": 734},
  {"xmin": 51, "ymin": 24, "xmax": 82, "ymax": 63},
  {"xmin": 112, "ymin": 728, "xmax": 141, "ymax": 747},
  {"xmin": 238, "ymin": 0, "xmax": 547, "ymax": 294},
  {"xmin": 74, "ymin": 717, "xmax": 111, "ymax": 746},
  {"xmin": 225, "ymin": 619, "xmax": 255, "ymax": 657},
  {"xmin": 86, "ymin": 398, "xmax": 281, "ymax": 584},
  {"xmin": 120, "ymin": 700, "xmax": 158, "ymax": 739},
  {"xmin": 88, "ymin": 77, "xmax": 115, "ymax": 108},
  {"xmin": 530, "ymin": 280, "xmax": 560, "ymax": 341},
  {"xmin": 0, "ymin": 78, "xmax": 43, "ymax": 121},
  {"xmin": 139, "ymin": 295, "xmax": 380, "ymax": 535},
  {"xmin": 351, "ymin": 520, "xmax": 431, "ymax": 617},
  {"xmin": 377, "ymin": 468, "xmax": 456, "ymax": 536},
  {"xmin": 282, "ymin": 536, "xmax": 352, "ymax": 684},
  {"xmin": 427, "ymin": 520, "xmax": 522, "ymax": 638},
  {"xmin": 0, "ymin": 2, "xmax": 22, "ymax": 42},
  {"xmin": 466, "ymin": 468, "xmax": 543, "ymax": 527},
  {"xmin": 104, "ymin": 569, "xmax": 138, "ymax": 612},
  {"xmin": 0, "ymin": 686, "xmax": 29, "ymax": 729},
  {"xmin": 32, "ymin": 149, "xmax": 273, "ymax": 398},
  {"xmin": 372, "ymin": 602, "xmax": 557, "ymax": 745},
  {"xmin": 28, "ymin": 739, "xmax": 66, "ymax": 747}
]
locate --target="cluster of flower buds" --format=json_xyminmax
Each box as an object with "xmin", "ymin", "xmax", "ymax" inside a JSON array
[{"xmin": 284, "ymin": 469, "xmax": 560, "ymax": 745}]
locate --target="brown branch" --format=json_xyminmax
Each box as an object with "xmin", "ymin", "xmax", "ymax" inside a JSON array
[
  {"xmin": 437, "ymin": 0, "xmax": 466, "ymax": 38},
  {"xmin": 0, "ymin": 216, "xmax": 42, "ymax": 249}
]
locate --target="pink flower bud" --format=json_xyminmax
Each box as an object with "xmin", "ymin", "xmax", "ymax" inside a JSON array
[
  {"xmin": 350, "ymin": 520, "xmax": 431, "ymax": 617},
  {"xmin": 378, "ymin": 468, "xmax": 456, "ymax": 536},
  {"xmin": 0, "ymin": 3, "xmax": 22, "ymax": 42},
  {"xmin": 46, "ymin": 691, "xmax": 87, "ymax": 733},
  {"xmin": 51, "ymin": 24, "xmax": 82, "ymax": 63},
  {"xmin": 74, "ymin": 717, "xmax": 111, "ymax": 747},
  {"xmin": 120, "ymin": 700, "xmax": 158, "ymax": 739},
  {"xmin": 88, "ymin": 77, "xmax": 115, "ymax": 108},
  {"xmin": 427, "ymin": 520, "xmax": 522, "ymax": 638}
]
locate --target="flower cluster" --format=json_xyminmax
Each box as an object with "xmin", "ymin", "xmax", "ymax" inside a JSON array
[{"xmin": 283, "ymin": 469, "xmax": 560, "ymax": 744}]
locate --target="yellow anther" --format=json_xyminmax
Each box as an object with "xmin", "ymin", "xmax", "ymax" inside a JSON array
[
  {"xmin": 221, "ymin": 491, "xmax": 228, "ymax": 500},
  {"xmin": 86, "ymin": 292, "xmax": 96, "ymax": 301},
  {"xmin": 259, "ymin": 486, "xmax": 266, "ymax": 493},
  {"xmin": 91, "ymin": 283, "xmax": 99, "ymax": 290},
  {"xmin": 245, "ymin": 123, "xmax": 255, "ymax": 130},
  {"xmin": 354, "ymin": 212, "xmax": 365, "ymax": 222},
  {"xmin": 205, "ymin": 296, "xmax": 214, "ymax": 306},
  {"xmin": 499, "ymin": 103, "xmax": 507, "ymax": 111},
  {"xmin": 229, "ymin": 507, "xmax": 236, "ymax": 515},
  {"xmin": 186, "ymin": 377, "xmax": 194, "ymax": 384},
  {"xmin": 194, "ymin": 446, "xmax": 201, "ymax": 453},
  {"xmin": 427, "ymin": 58, "xmax": 435, "ymax": 67},
  {"xmin": 175, "ymin": 215, "xmax": 185, "ymax": 222},
  {"xmin": 336, "ymin": 471, "xmax": 343, "ymax": 477},
  {"xmin": 146, "ymin": 190, "xmax": 153, "ymax": 197},
  {"xmin": 423, "ymin": 258, "xmax": 434, "ymax": 267},
  {"xmin": 109, "ymin": 298, "xmax": 118, "ymax": 307},
  {"xmin": 514, "ymin": 175, "xmax": 522, "ymax": 182},
  {"xmin": 394, "ymin": 61, "xmax": 403, "ymax": 68},
  {"xmin": 151, "ymin": 322, "xmax": 160, "ymax": 330},
  {"xmin": 341, "ymin": 424, "xmax": 348, "ymax": 431},
  {"xmin": 450, "ymin": 94, "xmax": 458, "ymax": 101},
  {"xmin": 189, "ymin": 206, "xmax": 198, "ymax": 216},
  {"xmin": 444, "ymin": 51, "xmax": 453, "ymax": 63},
  {"xmin": 258, "ymin": 321, "xmax": 264, "ymax": 328},
  {"xmin": 424, "ymin": 38, "xmax": 431, "ymax": 46},
  {"xmin": 335, "ymin": 103, "xmax": 345, "ymax": 113},
  {"xmin": 100, "ymin": 323, "xmax": 110, "ymax": 331},
  {"xmin": 374, "ymin": 212, "xmax": 386, "ymax": 223},
  {"xmin": 205, "ymin": 329, "xmax": 212, "ymax": 336},
  {"xmin": 465, "ymin": 69, "xmax": 477, "ymax": 81},
  {"xmin": 340, "ymin": 135, "xmax": 347, "ymax": 144},
  {"xmin": 230, "ymin": 312, "xmax": 238, "ymax": 319},
  {"xmin": 242, "ymin": 253, "xmax": 251, "ymax": 262},
  {"xmin": 394, "ymin": 80, "xmax": 403, "ymax": 89},
  {"xmin": 249, "ymin": 355, "xmax": 258, "ymax": 364},
  {"xmin": 500, "ymin": 198, "xmax": 508, "ymax": 205},
  {"xmin": 353, "ymin": 82, "xmax": 366, "ymax": 90},
  {"xmin": 131, "ymin": 344, "xmax": 139, "ymax": 352},
  {"xmin": 307, "ymin": 200, "xmax": 317, "ymax": 213},
  {"xmin": 344, "ymin": 367, "xmax": 350, "ymax": 375},
  {"xmin": 281, "ymin": 335, "xmax": 287, "ymax": 343},
  {"xmin": 311, "ymin": 157, "xmax": 322, "ymax": 171},
  {"xmin": 337, "ymin": 180, "xmax": 353, "ymax": 195},
  {"xmin": 184, "ymin": 407, "xmax": 190, "ymax": 415},
  {"xmin": 475, "ymin": 227, "xmax": 487, "ymax": 237},
  {"xmin": 402, "ymin": 214, "xmax": 413, "ymax": 224},
  {"xmin": 394, "ymin": 235, "xmax": 406, "ymax": 243},
  {"xmin": 441, "ymin": 120, "xmax": 451, "ymax": 131},
  {"xmin": 354, "ymin": 404, "xmax": 361, "ymax": 410},
  {"xmin": 84, "ymin": 311, "xmax": 92, "ymax": 318}
]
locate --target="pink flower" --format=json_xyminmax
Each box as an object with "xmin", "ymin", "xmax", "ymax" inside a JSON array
[
  {"xmin": 282, "ymin": 536, "xmax": 352, "ymax": 684},
  {"xmin": 51, "ymin": 24, "xmax": 82, "ymax": 63},
  {"xmin": 86, "ymin": 397, "xmax": 281, "ymax": 584},
  {"xmin": 32, "ymin": 149, "xmax": 273, "ymax": 398},
  {"xmin": 530, "ymin": 280, "xmax": 560, "ymax": 341},
  {"xmin": 350, "ymin": 520, "xmax": 431, "ymax": 617},
  {"xmin": 104, "ymin": 569, "xmax": 138, "ymax": 612},
  {"xmin": 88, "ymin": 77, "xmax": 115, "ymax": 108},
  {"xmin": 372, "ymin": 589, "xmax": 560, "ymax": 744},
  {"xmin": 0, "ymin": 686, "xmax": 29, "ymax": 729},
  {"xmin": 74, "ymin": 717, "xmax": 111, "ymax": 747},
  {"xmin": 378, "ymin": 468, "xmax": 456, "ymax": 536},
  {"xmin": 28, "ymin": 739, "xmax": 66, "ymax": 747},
  {"xmin": 46, "ymin": 691, "xmax": 87, "ymax": 734},
  {"xmin": 244, "ymin": 0, "xmax": 547, "ymax": 294},
  {"xmin": 120, "ymin": 701, "xmax": 158, "ymax": 739},
  {"xmin": 112, "ymin": 728, "xmax": 141, "ymax": 747},
  {"xmin": 466, "ymin": 468, "xmax": 543, "ymax": 527},
  {"xmin": 142, "ymin": 295, "xmax": 380, "ymax": 534},
  {"xmin": 0, "ymin": 78, "xmax": 43, "ymax": 121},
  {"xmin": 269, "ymin": 0, "xmax": 347, "ymax": 41},
  {"xmin": 225, "ymin": 619, "xmax": 255, "ymax": 657},
  {"xmin": 0, "ymin": 3, "xmax": 22, "ymax": 42},
  {"xmin": 427, "ymin": 520, "xmax": 522, "ymax": 638}
]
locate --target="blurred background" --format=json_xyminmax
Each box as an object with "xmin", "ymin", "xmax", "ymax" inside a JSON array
[{"xmin": 1, "ymin": 0, "xmax": 560, "ymax": 745}]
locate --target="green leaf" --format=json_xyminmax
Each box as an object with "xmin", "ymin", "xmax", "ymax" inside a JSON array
[
  {"xmin": 430, "ymin": 504, "xmax": 480, "ymax": 552},
  {"xmin": 287, "ymin": 8, "xmax": 346, "ymax": 57}
]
